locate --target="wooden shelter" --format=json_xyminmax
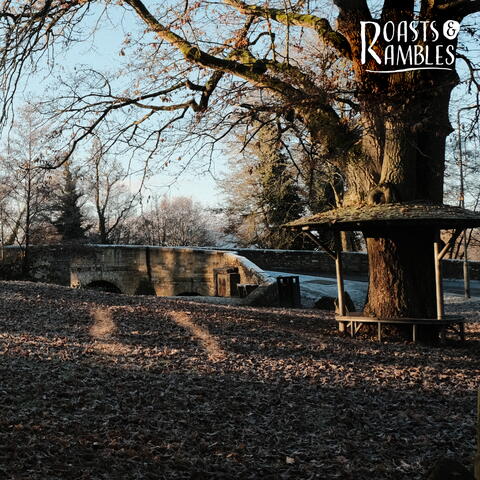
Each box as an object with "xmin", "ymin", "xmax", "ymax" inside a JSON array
[{"xmin": 285, "ymin": 202, "xmax": 480, "ymax": 342}]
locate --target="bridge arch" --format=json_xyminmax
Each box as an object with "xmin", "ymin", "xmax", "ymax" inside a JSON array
[{"xmin": 85, "ymin": 280, "xmax": 122, "ymax": 294}]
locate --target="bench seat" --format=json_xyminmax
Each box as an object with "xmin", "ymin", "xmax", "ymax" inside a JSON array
[{"xmin": 335, "ymin": 313, "xmax": 466, "ymax": 343}]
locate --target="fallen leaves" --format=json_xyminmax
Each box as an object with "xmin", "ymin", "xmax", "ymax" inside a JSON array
[{"xmin": 0, "ymin": 280, "xmax": 478, "ymax": 479}]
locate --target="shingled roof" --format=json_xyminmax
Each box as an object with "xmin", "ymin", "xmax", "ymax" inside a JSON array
[{"xmin": 285, "ymin": 202, "xmax": 480, "ymax": 231}]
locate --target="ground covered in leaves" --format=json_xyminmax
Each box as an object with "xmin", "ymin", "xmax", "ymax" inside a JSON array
[{"xmin": 0, "ymin": 281, "xmax": 479, "ymax": 479}]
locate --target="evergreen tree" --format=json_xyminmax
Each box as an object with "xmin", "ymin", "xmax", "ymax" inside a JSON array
[
  {"xmin": 257, "ymin": 147, "xmax": 304, "ymax": 248},
  {"xmin": 53, "ymin": 165, "xmax": 88, "ymax": 242},
  {"xmin": 221, "ymin": 121, "xmax": 306, "ymax": 249}
]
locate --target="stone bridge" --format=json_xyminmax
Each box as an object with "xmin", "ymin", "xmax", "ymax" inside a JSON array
[
  {"xmin": 1, "ymin": 244, "xmax": 476, "ymax": 306},
  {"xmin": 70, "ymin": 245, "xmax": 280, "ymax": 303},
  {"xmin": 0, "ymin": 245, "xmax": 282, "ymax": 306}
]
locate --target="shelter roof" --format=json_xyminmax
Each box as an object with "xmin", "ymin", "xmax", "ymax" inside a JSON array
[{"xmin": 284, "ymin": 202, "xmax": 480, "ymax": 231}]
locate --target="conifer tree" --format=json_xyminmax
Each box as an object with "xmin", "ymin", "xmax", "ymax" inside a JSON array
[
  {"xmin": 53, "ymin": 165, "xmax": 88, "ymax": 242},
  {"xmin": 221, "ymin": 121, "xmax": 305, "ymax": 249}
]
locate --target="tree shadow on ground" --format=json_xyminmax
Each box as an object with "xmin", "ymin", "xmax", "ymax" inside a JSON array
[{"xmin": 0, "ymin": 281, "xmax": 478, "ymax": 479}]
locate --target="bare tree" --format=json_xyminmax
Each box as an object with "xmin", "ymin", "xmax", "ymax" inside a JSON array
[
  {"xmin": 1, "ymin": 1, "xmax": 480, "ymax": 318},
  {"xmin": 85, "ymin": 138, "xmax": 139, "ymax": 244},
  {"xmin": 443, "ymin": 113, "xmax": 480, "ymax": 259},
  {"xmin": 133, "ymin": 196, "xmax": 216, "ymax": 247},
  {"xmin": 0, "ymin": 105, "xmax": 54, "ymax": 271}
]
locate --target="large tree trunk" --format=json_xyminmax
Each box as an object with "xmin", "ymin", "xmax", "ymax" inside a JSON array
[
  {"xmin": 359, "ymin": 115, "xmax": 450, "ymax": 321},
  {"xmin": 298, "ymin": 5, "xmax": 462, "ymax": 330},
  {"xmin": 352, "ymin": 71, "xmax": 457, "ymax": 323},
  {"xmin": 364, "ymin": 230, "xmax": 436, "ymax": 318}
]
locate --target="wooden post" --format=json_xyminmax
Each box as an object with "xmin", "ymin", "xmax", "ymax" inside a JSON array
[
  {"xmin": 434, "ymin": 235, "xmax": 444, "ymax": 320},
  {"xmin": 475, "ymin": 387, "xmax": 480, "ymax": 480},
  {"xmin": 463, "ymin": 230, "xmax": 471, "ymax": 299},
  {"xmin": 334, "ymin": 231, "xmax": 346, "ymax": 332}
]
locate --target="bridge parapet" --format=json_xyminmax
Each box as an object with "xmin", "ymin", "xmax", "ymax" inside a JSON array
[
  {"xmin": 70, "ymin": 246, "xmax": 276, "ymax": 303},
  {"xmin": 0, "ymin": 244, "xmax": 278, "ymax": 304}
]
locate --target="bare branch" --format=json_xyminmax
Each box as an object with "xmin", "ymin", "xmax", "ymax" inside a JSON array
[
  {"xmin": 223, "ymin": 0, "xmax": 351, "ymax": 58},
  {"xmin": 457, "ymin": 53, "xmax": 480, "ymax": 92},
  {"xmin": 437, "ymin": 0, "xmax": 480, "ymax": 18},
  {"xmin": 125, "ymin": 0, "xmax": 305, "ymax": 100},
  {"xmin": 123, "ymin": 1, "xmax": 353, "ymax": 154}
]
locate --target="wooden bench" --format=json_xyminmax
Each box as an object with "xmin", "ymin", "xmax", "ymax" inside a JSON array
[{"xmin": 335, "ymin": 313, "xmax": 466, "ymax": 343}]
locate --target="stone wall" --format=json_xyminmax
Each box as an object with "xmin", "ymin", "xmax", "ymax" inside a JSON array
[
  {"xmin": 442, "ymin": 258, "xmax": 480, "ymax": 280},
  {"xmin": 1, "ymin": 245, "xmax": 478, "ymax": 293},
  {"xmin": 229, "ymin": 248, "xmax": 480, "ymax": 280},
  {"xmin": 233, "ymin": 249, "xmax": 368, "ymax": 276},
  {"xmin": 1, "ymin": 244, "xmax": 91, "ymax": 285},
  {"xmin": 0, "ymin": 245, "xmax": 280, "ymax": 306}
]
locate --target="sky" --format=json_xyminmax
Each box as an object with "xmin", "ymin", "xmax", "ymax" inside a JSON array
[
  {"xmin": 87, "ymin": 13, "xmax": 226, "ymax": 204},
  {"xmin": 16, "ymin": 3, "xmax": 224, "ymax": 208},
  {"xmin": 8, "ymin": 1, "xmax": 480, "ymax": 209}
]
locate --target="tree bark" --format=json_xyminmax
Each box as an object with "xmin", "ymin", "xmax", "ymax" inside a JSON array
[
  {"xmin": 364, "ymin": 229, "xmax": 437, "ymax": 318},
  {"xmin": 350, "ymin": 69, "xmax": 458, "ymax": 324}
]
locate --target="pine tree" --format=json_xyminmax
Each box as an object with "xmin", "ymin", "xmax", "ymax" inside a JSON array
[
  {"xmin": 53, "ymin": 165, "xmax": 88, "ymax": 242},
  {"xmin": 221, "ymin": 121, "xmax": 306, "ymax": 249},
  {"xmin": 257, "ymin": 147, "xmax": 304, "ymax": 248}
]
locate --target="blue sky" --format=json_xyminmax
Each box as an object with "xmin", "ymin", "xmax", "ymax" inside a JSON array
[
  {"xmin": 12, "ymin": 2, "xmax": 480, "ymax": 209},
  {"xmin": 17, "ymin": 3, "xmax": 223, "ymax": 207}
]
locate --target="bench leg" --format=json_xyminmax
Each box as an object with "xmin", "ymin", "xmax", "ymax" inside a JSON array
[
  {"xmin": 412, "ymin": 324, "xmax": 417, "ymax": 343},
  {"xmin": 377, "ymin": 323, "xmax": 382, "ymax": 342},
  {"xmin": 460, "ymin": 322, "xmax": 465, "ymax": 341},
  {"xmin": 440, "ymin": 326, "xmax": 446, "ymax": 344},
  {"xmin": 338, "ymin": 321, "xmax": 345, "ymax": 333},
  {"xmin": 351, "ymin": 321, "xmax": 354, "ymax": 337}
]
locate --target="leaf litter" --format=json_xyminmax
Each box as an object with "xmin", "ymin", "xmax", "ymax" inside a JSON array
[{"xmin": 0, "ymin": 281, "xmax": 478, "ymax": 479}]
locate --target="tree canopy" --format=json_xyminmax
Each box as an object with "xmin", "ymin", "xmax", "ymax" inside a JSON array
[{"xmin": 1, "ymin": 1, "xmax": 477, "ymax": 189}]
